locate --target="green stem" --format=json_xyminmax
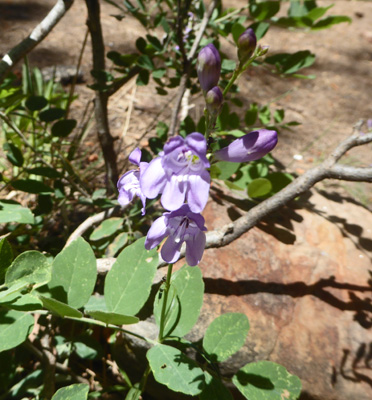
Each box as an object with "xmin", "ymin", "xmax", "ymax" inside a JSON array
[
  {"xmin": 222, "ymin": 68, "xmax": 241, "ymax": 97},
  {"xmin": 138, "ymin": 364, "xmax": 152, "ymax": 393},
  {"xmin": 159, "ymin": 263, "xmax": 174, "ymax": 341}
]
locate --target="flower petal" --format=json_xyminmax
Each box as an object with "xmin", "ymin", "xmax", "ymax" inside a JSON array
[
  {"xmin": 161, "ymin": 235, "xmax": 182, "ymax": 264},
  {"xmin": 145, "ymin": 216, "xmax": 168, "ymax": 250},
  {"xmin": 185, "ymin": 230, "xmax": 206, "ymax": 266},
  {"xmin": 129, "ymin": 147, "xmax": 141, "ymax": 166},
  {"xmin": 214, "ymin": 129, "xmax": 278, "ymax": 163},
  {"xmin": 187, "ymin": 171, "xmax": 210, "ymax": 213},
  {"xmin": 161, "ymin": 175, "xmax": 186, "ymax": 211},
  {"xmin": 140, "ymin": 157, "xmax": 166, "ymax": 199},
  {"xmin": 186, "ymin": 132, "xmax": 210, "ymax": 167},
  {"xmin": 163, "ymin": 136, "xmax": 184, "ymax": 155}
]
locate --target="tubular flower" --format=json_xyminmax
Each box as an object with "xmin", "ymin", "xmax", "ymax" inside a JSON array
[
  {"xmin": 214, "ymin": 129, "xmax": 278, "ymax": 163},
  {"xmin": 197, "ymin": 44, "xmax": 221, "ymax": 92},
  {"xmin": 145, "ymin": 204, "xmax": 207, "ymax": 266},
  {"xmin": 140, "ymin": 132, "xmax": 210, "ymax": 213},
  {"xmin": 117, "ymin": 148, "xmax": 148, "ymax": 215}
]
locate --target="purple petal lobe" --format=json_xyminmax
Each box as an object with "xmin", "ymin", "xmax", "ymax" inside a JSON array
[
  {"xmin": 215, "ymin": 129, "xmax": 278, "ymax": 163},
  {"xmin": 187, "ymin": 171, "xmax": 210, "ymax": 213},
  {"xmin": 129, "ymin": 147, "xmax": 141, "ymax": 166},
  {"xmin": 161, "ymin": 236, "xmax": 182, "ymax": 264},
  {"xmin": 161, "ymin": 175, "xmax": 186, "ymax": 211},
  {"xmin": 145, "ymin": 216, "xmax": 168, "ymax": 250},
  {"xmin": 140, "ymin": 157, "xmax": 166, "ymax": 198},
  {"xmin": 185, "ymin": 230, "xmax": 206, "ymax": 266}
]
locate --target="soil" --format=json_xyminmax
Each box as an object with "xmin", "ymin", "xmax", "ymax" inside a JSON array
[{"xmin": 0, "ymin": 0, "xmax": 371, "ymax": 202}]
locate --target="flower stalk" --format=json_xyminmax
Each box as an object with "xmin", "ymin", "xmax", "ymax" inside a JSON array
[{"xmin": 159, "ymin": 263, "xmax": 174, "ymax": 341}]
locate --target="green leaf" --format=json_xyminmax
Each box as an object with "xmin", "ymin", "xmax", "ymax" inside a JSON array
[
  {"xmin": 248, "ymin": 178, "xmax": 272, "ymax": 198},
  {"xmin": 27, "ymin": 166, "xmax": 61, "ymax": 178},
  {"xmin": 147, "ymin": 344, "xmax": 205, "ymax": 396},
  {"xmin": 73, "ymin": 336, "xmax": 103, "ymax": 360},
  {"xmin": 136, "ymin": 69, "xmax": 149, "ymax": 86},
  {"xmin": 137, "ymin": 54, "xmax": 155, "ymax": 70},
  {"xmin": 5, "ymin": 251, "xmax": 51, "ymax": 288},
  {"xmin": 88, "ymin": 310, "xmax": 139, "ymax": 325},
  {"xmin": 245, "ymin": 105, "xmax": 258, "ymax": 126},
  {"xmin": 0, "ymin": 200, "xmax": 34, "ymax": 224},
  {"xmin": 312, "ymin": 15, "xmax": 352, "ymax": 30},
  {"xmin": 232, "ymin": 22, "xmax": 246, "ymax": 44},
  {"xmin": 233, "ymin": 361, "xmax": 302, "ymax": 400},
  {"xmin": 39, "ymin": 108, "xmax": 65, "ymax": 122},
  {"xmin": 51, "ymin": 119, "xmax": 77, "ymax": 137},
  {"xmin": 1, "ymin": 293, "xmax": 43, "ymax": 312},
  {"xmin": 267, "ymin": 172, "xmax": 294, "ymax": 194},
  {"xmin": 12, "ymin": 179, "xmax": 54, "ymax": 194},
  {"xmin": 249, "ymin": 21, "xmax": 270, "ymax": 40},
  {"xmin": 0, "ymin": 238, "xmax": 13, "ymax": 283},
  {"xmin": 4, "ymin": 143, "xmax": 24, "ymax": 166},
  {"xmin": 306, "ymin": 5, "xmax": 333, "ymax": 22},
  {"xmin": 212, "ymin": 161, "xmax": 240, "ymax": 181},
  {"xmin": 249, "ymin": 1, "xmax": 280, "ymax": 21},
  {"xmin": 221, "ymin": 59, "xmax": 236, "ymax": 73},
  {"xmin": 39, "ymin": 295, "xmax": 83, "ymax": 318},
  {"xmin": 0, "ymin": 309, "xmax": 34, "ymax": 352},
  {"xmin": 25, "ymin": 95, "xmax": 48, "ymax": 111},
  {"xmin": 90, "ymin": 217, "xmax": 123, "ymax": 241},
  {"xmin": 0, "ymin": 281, "xmax": 27, "ymax": 303},
  {"xmin": 51, "ymin": 384, "xmax": 89, "ymax": 400},
  {"xmin": 203, "ymin": 313, "xmax": 250, "ymax": 362},
  {"xmin": 104, "ymin": 237, "xmax": 158, "ymax": 315},
  {"xmin": 84, "ymin": 295, "xmax": 106, "ymax": 312},
  {"xmin": 200, "ymin": 372, "xmax": 234, "ymax": 400},
  {"xmin": 265, "ymin": 51, "xmax": 315, "ymax": 75},
  {"xmin": 106, "ymin": 232, "xmax": 128, "ymax": 257},
  {"xmin": 48, "ymin": 238, "xmax": 97, "ymax": 309},
  {"xmin": 154, "ymin": 265, "xmax": 204, "ymax": 337}
]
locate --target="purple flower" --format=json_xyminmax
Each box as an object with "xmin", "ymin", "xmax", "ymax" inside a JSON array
[
  {"xmin": 197, "ymin": 44, "xmax": 221, "ymax": 92},
  {"xmin": 237, "ymin": 28, "xmax": 257, "ymax": 64},
  {"xmin": 117, "ymin": 148, "xmax": 148, "ymax": 215},
  {"xmin": 205, "ymin": 86, "xmax": 223, "ymax": 115},
  {"xmin": 145, "ymin": 204, "xmax": 207, "ymax": 266},
  {"xmin": 214, "ymin": 129, "xmax": 278, "ymax": 163},
  {"xmin": 140, "ymin": 133, "xmax": 210, "ymax": 213}
]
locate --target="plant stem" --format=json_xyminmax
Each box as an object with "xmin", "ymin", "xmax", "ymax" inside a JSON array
[{"xmin": 158, "ymin": 263, "xmax": 174, "ymax": 341}]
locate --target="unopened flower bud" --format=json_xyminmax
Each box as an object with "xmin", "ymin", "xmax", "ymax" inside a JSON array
[
  {"xmin": 237, "ymin": 28, "xmax": 257, "ymax": 64},
  {"xmin": 214, "ymin": 129, "xmax": 278, "ymax": 163},
  {"xmin": 197, "ymin": 44, "xmax": 221, "ymax": 92},
  {"xmin": 205, "ymin": 86, "xmax": 223, "ymax": 114},
  {"xmin": 257, "ymin": 45, "xmax": 269, "ymax": 57}
]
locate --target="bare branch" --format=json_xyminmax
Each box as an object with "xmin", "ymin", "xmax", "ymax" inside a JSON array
[
  {"xmin": 0, "ymin": 0, "xmax": 74, "ymax": 83},
  {"xmin": 85, "ymin": 0, "xmax": 118, "ymax": 193},
  {"xmin": 169, "ymin": 0, "xmax": 219, "ymax": 136}
]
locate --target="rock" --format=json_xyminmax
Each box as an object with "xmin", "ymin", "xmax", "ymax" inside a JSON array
[{"xmin": 117, "ymin": 189, "xmax": 372, "ymax": 400}]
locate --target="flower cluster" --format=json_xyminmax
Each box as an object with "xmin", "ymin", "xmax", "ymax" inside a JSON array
[{"xmin": 117, "ymin": 31, "xmax": 278, "ymax": 266}]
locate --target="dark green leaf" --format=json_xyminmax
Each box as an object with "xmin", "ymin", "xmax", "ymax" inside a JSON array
[
  {"xmin": 232, "ymin": 22, "xmax": 246, "ymax": 44},
  {"xmin": 245, "ymin": 104, "xmax": 258, "ymax": 126},
  {"xmin": 136, "ymin": 69, "xmax": 149, "ymax": 86},
  {"xmin": 273, "ymin": 109, "xmax": 284, "ymax": 123},
  {"xmin": 147, "ymin": 344, "xmax": 205, "ymax": 395},
  {"xmin": 0, "ymin": 309, "xmax": 34, "ymax": 352},
  {"xmin": 233, "ymin": 361, "xmax": 301, "ymax": 400},
  {"xmin": 201, "ymin": 372, "xmax": 234, "ymax": 400},
  {"xmin": 12, "ymin": 179, "xmax": 53, "ymax": 194},
  {"xmin": 265, "ymin": 51, "xmax": 315, "ymax": 75},
  {"xmin": 249, "ymin": 21, "xmax": 270, "ymax": 40},
  {"xmin": 90, "ymin": 218, "xmax": 123, "ymax": 241},
  {"xmin": 51, "ymin": 119, "xmax": 77, "ymax": 137},
  {"xmin": 4, "ymin": 143, "xmax": 23, "ymax": 166},
  {"xmin": 88, "ymin": 310, "xmax": 139, "ymax": 325},
  {"xmin": 25, "ymin": 95, "xmax": 48, "ymax": 111},
  {"xmin": 312, "ymin": 15, "xmax": 352, "ymax": 30},
  {"xmin": 248, "ymin": 178, "xmax": 272, "ymax": 198},
  {"xmin": 39, "ymin": 295, "xmax": 83, "ymax": 318},
  {"xmin": 267, "ymin": 172, "xmax": 294, "ymax": 193},
  {"xmin": 51, "ymin": 384, "xmax": 89, "ymax": 400},
  {"xmin": 27, "ymin": 166, "xmax": 61, "ymax": 178},
  {"xmin": 249, "ymin": 1, "xmax": 280, "ymax": 21},
  {"xmin": 213, "ymin": 161, "xmax": 240, "ymax": 180},
  {"xmin": 0, "ymin": 238, "xmax": 12, "ymax": 284},
  {"xmin": 39, "ymin": 108, "xmax": 65, "ymax": 122}
]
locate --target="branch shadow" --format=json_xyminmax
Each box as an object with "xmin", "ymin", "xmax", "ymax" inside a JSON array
[{"xmin": 0, "ymin": 1, "xmax": 51, "ymax": 22}]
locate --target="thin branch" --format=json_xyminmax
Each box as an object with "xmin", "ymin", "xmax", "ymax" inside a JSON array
[
  {"xmin": 0, "ymin": 0, "xmax": 74, "ymax": 83},
  {"xmin": 85, "ymin": 0, "xmax": 118, "ymax": 193},
  {"xmin": 169, "ymin": 0, "xmax": 219, "ymax": 136}
]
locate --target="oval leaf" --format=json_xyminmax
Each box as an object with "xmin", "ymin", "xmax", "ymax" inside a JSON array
[
  {"xmin": 147, "ymin": 344, "xmax": 205, "ymax": 396},
  {"xmin": 203, "ymin": 313, "xmax": 250, "ymax": 362},
  {"xmin": 89, "ymin": 218, "xmax": 123, "ymax": 241},
  {"xmin": 154, "ymin": 265, "xmax": 204, "ymax": 337},
  {"xmin": 39, "ymin": 295, "xmax": 82, "ymax": 318},
  {"xmin": 48, "ymin": 238, "xmax": 97, "ymax": 309},
  {"xmin": 51, "ymin": 119, "xmax": 77, "ymax": 137},
  {"xmin": 51, "ymin": 383, "xmax": 89, "ymax": 400},
  {"xmin": 200, "ymin": 372, "xmax": 234, "ymax": 400},
  {"xmin": 248, "ymin": 178, "xmax": 272, "ymax": 198},
  {"xmin": 12, "ymin": 179, "xmax": 53, "ymax": 194},
  {"xmin": 88, "ymin": 310, "xmax": 139, "ymax": 325},
  {"xmin": 233, "ymin": 361, "xmax": 302, "ymax": 400},
  {"xmin": 0, "ymin": 200, "xmax": 34, "ymax": 224},
  {"xmin": 5, "ymin": 251, "xmax": 51, "ymax": 288},
  {"xmin": 104, "ymin": 237, "xmax": 158, "ymax": 315},
  {"xmin": 0, "ymin": 309, "xmax": 34, "ymax": 352},
  {"xmin": 39, "ymin": 108, "xmax": 65, "ymax": 122},
  {"xmin": 25, "ymin": 95, "xmax": 48, "ymax": 111},
  {"xmin": 0, "ymin": 237, "xmax": 13, "ymax": 283}
]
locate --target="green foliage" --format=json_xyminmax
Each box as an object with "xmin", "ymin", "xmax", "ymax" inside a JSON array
[
  {"xmin": 51, "ymin": 384, "xmax": 89, "ymax": 400},
  {"xmin": 104, "ymin": 237, "xmax": 158, "ymax": 315},
  {"xmin": 0, "ymin": 200, "xmax": 34, "ymax": 224},
  {"xmin": 0, "ymin": 309, "xmax": 34, "ymax": 352},
  {"xmin": 0, "ymin": 238, "xmax": 13, "ymax": 283},
  {"xmin": 203, "ymin": 313, "xmax": 250, "ymax": 362},
  {"xmin": 233, "ymin": 361, "xmax": 302, "ymax": 400}
]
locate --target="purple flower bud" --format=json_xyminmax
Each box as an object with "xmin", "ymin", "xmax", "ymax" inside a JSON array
[
  {"xmin": 205, "ymin": 86, "xmax": 223, "ymax": 114},
  {"xmin": 197, "ymin": 44, "xmax": 221, "ymax": 92},
  {"xmin": 214, "ymin": 129, "xmax": 278, "ymax": 163},
  {"xmin": 145, "ymin": 204, "xmax": 207, "ymax": 266},
  {"xmin": 117, "ymin": 148, "xmax": 148, "ymax": 215},
  {"xmin": 140, "ymin": 133, "xmax": 210, "ymax": 213},
  {"xmin": 237, "ymin": 28, "xmax": 257, "ymax": 64}
]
